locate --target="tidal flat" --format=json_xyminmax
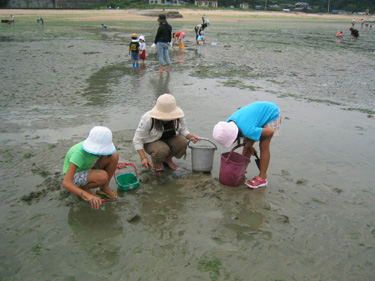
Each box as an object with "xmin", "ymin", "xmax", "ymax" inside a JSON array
[{"xmin": 0, "ymin": 9, "xmax": 374, "ymax": 281}]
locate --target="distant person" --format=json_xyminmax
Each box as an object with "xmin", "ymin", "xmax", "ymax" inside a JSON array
[
  {"xmin": 41, "ymin": 18, "xmax": 44, "ymax": 25},
  {"xmin": 10, "ymin": 15, "xmax": 15, "ymax": 24},
  {"xmin": 194, "ymin": 23, "xmax": 207, "ymax": 40},
  {"xmin": 133, "ymin": 94, "xmax": 199, "ymax": 173},
  {"xmin": 336, "ymin": 31, "xmax": 343, "ymax": 37},
  {"xmin": 364, "ymin": 22, "xmax": 369, "ymax": 31},
  {"xmin": 138, "ymin": 35, "xmax": 146, "ymax": 64},
  {"xmin": 370, "ymin": 22, "xmax": 373, "ymax": 30},
  {"xmin": 361, "ymin": 19, "xmax": 364, "ymax": 30},
  {"xmin": 153, "ymin": 14, "xmax": 172, "ymax": 73},
  {"xmin": 202, "ymin": 14, "xmax": 206, "ymax": 24},
  {"xmin": 213, "ymin": 101, "xmax": 281, "ymax": 189},
  {"xmin": 102, "ymin": 24, "xmax": 107, "ymax": 29},
  {"xmin": 352, "ymin": 18, "xmax": 356, "ymax": 27},
  {"xmin": 62, "ymin": 126, "xmax": 122, "ymax": 210},
  {"xmin": 350, "ymin": 27, "xmax": 359, "ymax": 39},
  {"xmin": 129, "ymin": 33, "xmax": 140, "ymax": 68},
  {"xmin": 197, "ymin": 34, "xmax": 206, "ymax": 44},
  {"xmin": 172, "ymin": 31, "xmax": 186, "ymax": 48}
]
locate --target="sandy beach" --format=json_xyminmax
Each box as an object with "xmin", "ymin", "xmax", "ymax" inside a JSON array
[
  {"xmin": 1, "ymin": 8, "xmax": 367, "ymax": 22},
  {"xmin": 1, "ymin": 8, "xmax": 375, "ymax": 280}
]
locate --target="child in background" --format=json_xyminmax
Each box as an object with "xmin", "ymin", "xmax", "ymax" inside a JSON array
[
  {"xmin": 197, "ymin": 33, "xmax": 205, "ymax": 44},
  {"xmin": 62, "ymin": 126, "xmax": 122, "ymax": 210},
  {"xmin": 129, "ymin": 33, "xmax": 140, "ymax": 68},
  {"xmin": 138, "ymin": 35, "xmax": 146, "ymax": 64},
  {"xmin": 172, "ymin": 31, "xmax": 186, "ymax": 48}
]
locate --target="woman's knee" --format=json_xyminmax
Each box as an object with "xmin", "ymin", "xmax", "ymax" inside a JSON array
[
  {"xmin": 145, "ymin": 141, "xmax": 170, "ymax": 160},
  {"xmin": 168, "ymin": 136, "xmax": 187, "ymax": 158}
]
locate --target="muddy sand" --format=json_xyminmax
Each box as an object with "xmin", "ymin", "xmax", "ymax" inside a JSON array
[{"xmin": 0, "ymin": 9, "xmax": 375, "ymax": 281}]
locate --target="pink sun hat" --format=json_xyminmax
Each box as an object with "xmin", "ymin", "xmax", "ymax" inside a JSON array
[{"xmin": 212, "ymin": 121, "xmax": 238, "ymax": 148}]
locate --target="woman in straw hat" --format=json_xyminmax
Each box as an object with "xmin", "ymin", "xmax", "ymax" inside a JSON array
[
  {"xmin": 154, "ymin": 14, "xmax": 172, "ymax": 73},
  {"xmin": 63, "ymin": 126, "xmax": 124, "ymax": 210},
  {"xmin": 133, "ymin": 94, "xmax": 199, "ymax": 172},
  {"xmin": 213, "ymin": 101, "xmax": 281, "ymax": 189}
]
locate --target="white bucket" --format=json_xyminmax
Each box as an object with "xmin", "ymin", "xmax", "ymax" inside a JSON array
[{"xmin": 188, "ymin": 138, "xmax": 217, "ymax": 172}]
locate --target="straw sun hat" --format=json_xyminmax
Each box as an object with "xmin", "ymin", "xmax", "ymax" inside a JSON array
[
  {"xmin": 82, "ymin": 126, "xmax": 116, "ymax": 156},
  {"xmin": 148, "ymin": 94, "xmax": 184, "ymax": 121}
]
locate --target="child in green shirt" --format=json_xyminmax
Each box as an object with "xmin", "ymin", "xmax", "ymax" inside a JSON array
[{"xmin": 62, "ymin": 126, "xmax": 120, "ymax": 210}]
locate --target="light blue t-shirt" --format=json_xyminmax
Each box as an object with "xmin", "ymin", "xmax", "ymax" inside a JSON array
[{"xmin": 226, "ymin": 101, "xmax": 279, "ymax": 141}]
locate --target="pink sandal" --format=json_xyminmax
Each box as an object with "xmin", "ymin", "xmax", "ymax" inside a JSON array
[{"xmin": 245, "ymin": 176, "xmax": 268, "ymax": 189}]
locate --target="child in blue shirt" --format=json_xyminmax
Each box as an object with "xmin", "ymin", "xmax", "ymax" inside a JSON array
[{"xmin": 213, "ymin": 101, "xmax": 281, "ymax": 189}]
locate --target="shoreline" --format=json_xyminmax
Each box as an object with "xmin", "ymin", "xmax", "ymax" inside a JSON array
[{"xmin": 1, "ymin": 8, "xmax": 372, "ymax": 23}]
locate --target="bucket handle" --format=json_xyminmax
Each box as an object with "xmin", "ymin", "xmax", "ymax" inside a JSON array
[
  {"xmin": 188, "ymin": 137, "xmax": 217, "ymax": 150},
  {"xmin": 114, "ymin": 162, "xmax": 139, "ymax": 186},
  {"xmin": 224, "ymin": 143, "xmax": 246, "ymax": 162}
]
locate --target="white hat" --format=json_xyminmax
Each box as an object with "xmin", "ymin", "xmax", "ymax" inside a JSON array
[
  {"xmin": 139, "ymin": 35, "xmax": 145, "ymax": 41},
  {"xmin": 82, "ymin": 126, "xmax": 116, "ymax": 155},
  {"xmin": 212, "ymin": 121, "xmax": 238, "ymax": 148},
  {"xmin": 148, "ymin": 94, "xmax": 184, "ymax": 121}
]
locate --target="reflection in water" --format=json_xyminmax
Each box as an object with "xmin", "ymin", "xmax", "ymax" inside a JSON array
[
  {"xmin": 136, "ymin": 181, "xmax": 185, "ymax": 234},
  {"xmin": 173, "ymin": 48, "xmax": 185, "ymax": 64},
  {"xmin": 83, "ymin": 63, "xmax": 132, "ymax": 106},
  {"xmin": 67, "ymin": 203, "xmax": 122, "ymax": 267},
  {"xmin": 155, "ymin": 72, "xmax": 170, "ymax": 96}
]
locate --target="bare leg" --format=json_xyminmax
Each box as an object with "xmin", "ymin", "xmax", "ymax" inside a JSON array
[
  {"xmin": 258, "ymin": 130, "xmax": 273, "ymax": 179},
  {"xmin": 242, "ymin": 138, "xmax": 256, "ymax": 158},
  {"xmin": 164, "ymin": 156, "xmax": 179, "ymax": 170},
  {"xmin": 88, "ymin": 152, "xmax": 119, "ymax": 198}
]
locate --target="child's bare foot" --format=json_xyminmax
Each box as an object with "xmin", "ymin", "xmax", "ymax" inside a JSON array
[
  {"xmin": 96, "ymin": 186, "xmax": 118, "ymax": 199},
  {"xmin": 163, "ymin": 158, "xmax": 179, "ymax": 170},
  {"xmin": 157, "ymin": 69, "xmax": 163, "ymax": 73}
]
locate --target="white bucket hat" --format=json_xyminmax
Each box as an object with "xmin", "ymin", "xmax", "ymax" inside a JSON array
[
  {"xmin": 148, "ymin": 94, "xmax": 184, "ymax": 121},
  {"xmin": 139, "ymin": 35, "xmax": 145, "ymax": 41},
  {"xmin": 82, "ymin": 126, "xmax": 116, "ymax": 155},
  {"xmin": 212, "ymin": 121, "xmax": 239, "ymax": 148}
]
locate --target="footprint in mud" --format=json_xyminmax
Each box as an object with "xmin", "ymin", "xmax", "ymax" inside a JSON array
[
  {"xmin": 20, "ymin": 174, "xmax": 63, "ymax": 204},
  {"xmin": 296, "ymin": 178, "xmax": 308, "ymax": 185},
  {"xmin": 21, "ymin": 190, "xmax": 47, "ymax": 203}
]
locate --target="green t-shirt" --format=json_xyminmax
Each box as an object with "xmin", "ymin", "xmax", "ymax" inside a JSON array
[{"xmin": 63, "ymin": 141, "xmax": 100, "ymax": 175}]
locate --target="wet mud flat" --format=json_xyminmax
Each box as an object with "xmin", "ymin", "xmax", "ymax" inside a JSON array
[{"xmin": 1, "ymin": 15, "xmax": 375, "ymax": 280}]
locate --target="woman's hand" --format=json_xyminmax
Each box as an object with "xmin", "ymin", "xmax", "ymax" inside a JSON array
[
  {"xmin": 117, "ymin": 162, "xmax": 128, "ymax": 169},
  {"xmin": 141, "ymin": 156, "xmax": 152, "ymax": 170},
  {"xmin": 188, "ymin": 134, "xmax": 200, "ymax": 143}
]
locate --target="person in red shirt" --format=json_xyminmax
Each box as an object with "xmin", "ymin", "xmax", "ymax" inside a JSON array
[{"xmin": 172, "ymin": 31, "xmax": 186, "ymax": 48}]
